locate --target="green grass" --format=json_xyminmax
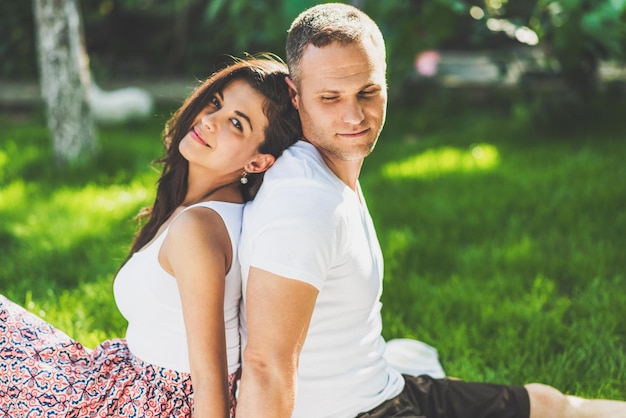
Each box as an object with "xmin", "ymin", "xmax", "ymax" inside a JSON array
[
  {"xmin": 0, "ymin": 108, "xmax": 170, "ymax": 348},
  {"xmin": 1, "ymin": 101, "xmax": 625, "ymax": 399},
  {"xmin": 365, "ymin": 103, "xmax": 626, "ymax": 399}
]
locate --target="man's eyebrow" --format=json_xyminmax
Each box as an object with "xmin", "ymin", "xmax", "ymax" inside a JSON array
[
  {"xmin": 362, "ymin": 83, "xmax": 382, "ymax": 90},
  {"xmin": 235, "ymin": 111, "xmax": 253, "ymax": 132},
  {"xmin": 315, "ymin": 83, "xmax": 382, "ymax": 94},
  {"xmin": 314, "ymin": 88, "xmax": 342, "ymax": 94}
]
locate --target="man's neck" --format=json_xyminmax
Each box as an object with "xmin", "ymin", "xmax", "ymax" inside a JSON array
[{"xmin": 319, "ymin": 153, "xmax": 363, "ymax": 192}]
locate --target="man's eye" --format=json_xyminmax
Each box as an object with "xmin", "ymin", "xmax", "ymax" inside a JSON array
[{"xmin": 321, "ymin": 96, "xmax": 338, "ymax": 102}]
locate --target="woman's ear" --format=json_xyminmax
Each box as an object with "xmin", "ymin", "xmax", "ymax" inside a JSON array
[
  {"xmin": 285, "ymin": 76, "xmax": 299, "ymax": 110},
  {"xmin": 245, "ymin": 154, "xmax": 276, "ymax": 174}
]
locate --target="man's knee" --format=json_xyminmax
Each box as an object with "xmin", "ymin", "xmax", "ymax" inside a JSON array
[{"xmin": 525, "ymin": 383, "xmax": 571, "ymax": 418}]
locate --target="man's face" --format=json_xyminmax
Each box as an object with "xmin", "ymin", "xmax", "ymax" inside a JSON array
[{"xmin": 289, "ymin": 38, "xmax": 387, "ymax": 164}]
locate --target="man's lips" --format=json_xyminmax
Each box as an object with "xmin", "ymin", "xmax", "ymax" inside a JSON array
[
  {"xmin": 338, "ymin": 128, "xmax": 370, "ymax": 138},
  {"xmin": 190, "ymin": 126, "xmax": 210, "ymax": 147}
]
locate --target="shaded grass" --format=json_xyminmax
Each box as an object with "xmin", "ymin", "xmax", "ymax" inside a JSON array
[{"xmin": 1, "ymin": 101, "xmax": 625, "ymax": 398}]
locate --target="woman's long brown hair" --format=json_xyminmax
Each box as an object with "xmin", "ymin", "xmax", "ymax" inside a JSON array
[{"xmin": 122, "ymin": 57, "xmax": 301, "ymax": 264}]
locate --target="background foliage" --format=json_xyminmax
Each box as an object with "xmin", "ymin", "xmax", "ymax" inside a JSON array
[{"xmin": 3, "ymin": 0, "xmax": 625, "ymax": 102}]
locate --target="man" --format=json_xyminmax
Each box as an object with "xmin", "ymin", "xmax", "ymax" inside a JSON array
[{"xmin": 236, "ymin": 3, "xmax": 626, "ymax": 417}]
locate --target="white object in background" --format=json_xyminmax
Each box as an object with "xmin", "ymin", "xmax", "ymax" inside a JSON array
[
  {"xmin": 384, "ymin": 338, "xmax": 446, "ymax": 379},
  {"xmin": 89, "ymin": 83, "xmax": 154, "ymax": 125}
]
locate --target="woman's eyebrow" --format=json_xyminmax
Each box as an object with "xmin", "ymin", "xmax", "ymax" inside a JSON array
[{"xmin": 220, "ymin": 89, "xmax": 253, "ymax": 132}]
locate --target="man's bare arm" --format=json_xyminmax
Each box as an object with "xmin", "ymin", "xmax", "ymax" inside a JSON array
[{"xmin": 236, "ymin": 267, "xmax": 319, "ymax": 417}]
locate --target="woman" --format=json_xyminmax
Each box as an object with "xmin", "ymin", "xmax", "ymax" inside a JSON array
[{"xmin": 0, "ymin": 57, "xmax": 301, "ymax": 417}]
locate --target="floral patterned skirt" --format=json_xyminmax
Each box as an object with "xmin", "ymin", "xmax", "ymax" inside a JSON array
[{"xmin": 0, "ymin": 295, "xmax": 239, "ymax": 417}]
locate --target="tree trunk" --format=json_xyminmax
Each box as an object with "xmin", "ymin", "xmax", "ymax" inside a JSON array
[{"xmin": 32, "ymin": 0, "xmax": 97, "ymax": 166}]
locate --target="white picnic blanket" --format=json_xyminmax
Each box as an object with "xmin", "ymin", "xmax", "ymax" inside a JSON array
[{"xmin": 383, "ymin": 338, "xmax": 446, "ymax": 379}]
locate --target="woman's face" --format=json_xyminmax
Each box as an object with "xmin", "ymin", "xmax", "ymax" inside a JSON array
[{"xmin": 179, "ymin": 78, "xmax": 269, "ymax": 180}]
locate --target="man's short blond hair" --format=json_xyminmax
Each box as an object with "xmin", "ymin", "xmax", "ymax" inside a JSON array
[{"xmin": 286, "ymin": 3, "xmax": 386, "ymax": 86}]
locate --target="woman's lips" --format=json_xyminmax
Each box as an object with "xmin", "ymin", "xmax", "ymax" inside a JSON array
[{"xmin": 190, "ymin": 126, "xmax": 210, "ymax": 147}]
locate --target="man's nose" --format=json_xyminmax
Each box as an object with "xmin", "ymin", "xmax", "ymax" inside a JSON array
[{"xmin": 342, "ymin": 99, "xmax": 365, "ymax": 125}]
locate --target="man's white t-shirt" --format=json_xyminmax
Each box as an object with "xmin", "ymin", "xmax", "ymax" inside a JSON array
[{"xmin": 240, "ymin": 141, "xmax": 404, "ymax": 418}]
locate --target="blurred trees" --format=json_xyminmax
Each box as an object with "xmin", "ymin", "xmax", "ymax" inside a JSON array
[
  {"xmin": 1, "ymin": 1, "xmax": 37, "ymax": 80},
  {"xmin": 32, "ymin": 0, "xmax": 97, "ymax": 165},
  {"xmin": 365, "ymin": 0, "xmax": 626, "ymax": 102},
  {"xmin": 2, "ymin": 0, "xmax": 625, "ymax": 104},
  {"xmin": 530, "ymin": 0, "xmax": 626, "ymax": 100}
]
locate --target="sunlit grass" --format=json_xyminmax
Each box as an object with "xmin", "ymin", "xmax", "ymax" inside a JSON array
[
  {"xmin": 1, "ymin": 100, "xmax": 625, "ymax": 400},
  {"xmin": 0, "ymin": 109, "xmax": 165, "ymax": 346},
  {"xmin": 382, "ymin": 143, "xmax": 499, "ymax": 179},
  {"xmin": 365, "ymin": 104, "xmax": 626, "ymax": 399},
  {"xmin": 11, "ymin": 182, "xmax": 153, "ymax": 248}
]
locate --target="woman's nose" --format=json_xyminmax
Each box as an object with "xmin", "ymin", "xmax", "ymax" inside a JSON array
[{"xmin": 201, "ymin": 112, "xmax": 217, "ymax": 131}]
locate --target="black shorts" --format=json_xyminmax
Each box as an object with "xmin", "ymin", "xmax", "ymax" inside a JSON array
[{"xmin": 357, "ymin": 375, "xmax": 530, "ymax": 418}]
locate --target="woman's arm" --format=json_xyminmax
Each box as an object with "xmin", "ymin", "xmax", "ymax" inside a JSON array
[{"xmin": 160, "ymin": 207, "xmax": 232, "ymax": 418}]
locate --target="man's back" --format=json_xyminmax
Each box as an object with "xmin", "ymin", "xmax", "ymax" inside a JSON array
[{"xmin": 240, "ymin": 141, "xmax": 404, "ymax": 417}]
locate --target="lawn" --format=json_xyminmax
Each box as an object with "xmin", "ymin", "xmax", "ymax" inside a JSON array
[{"xmin": 1, "ymin": 99, "xmax": 624, "ymax": 400}]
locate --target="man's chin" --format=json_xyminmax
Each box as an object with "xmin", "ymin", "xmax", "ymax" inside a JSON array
[{"xmin": 338, "ymin": 146, "xmax": 375, "ymax": 161}]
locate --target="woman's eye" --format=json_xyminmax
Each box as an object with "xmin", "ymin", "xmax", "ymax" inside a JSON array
[
  {"xmin": 231, "ymin": 118, "xmax": 243, "ymax": 132},
  {"xmin": 210, "ymin": 96, "xmax": 221, "ymax": 108}
]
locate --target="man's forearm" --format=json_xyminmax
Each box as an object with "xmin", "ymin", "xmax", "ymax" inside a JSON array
[
  {"xmin": 238, "ymin": 268, "xmax": 318, "ymax": 417},
  {"xmin": 236, "ymin": 359, "xmax": 296, "ymax": 417}
]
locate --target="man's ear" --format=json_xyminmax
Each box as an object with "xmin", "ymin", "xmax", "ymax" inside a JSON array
[
  {"xmin": 245, "ymin": 154, "xmax": 276, "ymax": 174},
  {"xmin": 285, "ymin": 76, "xmax": 299, "ymax": 110}
]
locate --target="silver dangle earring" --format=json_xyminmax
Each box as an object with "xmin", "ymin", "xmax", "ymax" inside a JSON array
[{"xmin": 240, "ymin": 171, "xmax": 248, "ymax": 185}]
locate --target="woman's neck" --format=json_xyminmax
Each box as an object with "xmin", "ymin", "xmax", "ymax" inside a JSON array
[{"xmin": 183, "ymin": 177, "xmax": 243, "ymax": 206}]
